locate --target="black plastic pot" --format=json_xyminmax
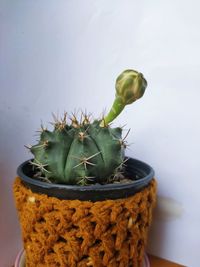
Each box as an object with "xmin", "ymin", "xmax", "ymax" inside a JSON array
[{"xmin": 17, "ymin": 157, "xmax": 154, "ymax": 201}]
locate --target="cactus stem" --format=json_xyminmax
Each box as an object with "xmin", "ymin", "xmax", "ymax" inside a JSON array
[{"xmin": 100, "ymin": 97, "xmax": 125, "ymax": 126}]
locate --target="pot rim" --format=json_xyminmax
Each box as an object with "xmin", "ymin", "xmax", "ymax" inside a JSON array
[
  {"xmin": 16, "ymin": 157, "xmax": 155, "ymax": 200},
  {"xmin": 17, "ymin": 158, "xmax": 154, "ymax": 190}
]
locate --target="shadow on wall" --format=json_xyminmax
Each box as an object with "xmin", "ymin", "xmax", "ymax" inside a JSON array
[{"xmin": 147, "ymin": 195, "xmax": 184, "ymax": 256}]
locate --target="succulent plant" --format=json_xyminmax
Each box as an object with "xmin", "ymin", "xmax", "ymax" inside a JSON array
[{"xmin": 28, "ymin": 69, "xmax": 147, "ymax": 185}]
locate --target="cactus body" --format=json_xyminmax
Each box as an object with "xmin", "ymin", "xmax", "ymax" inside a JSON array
[{"xmin": 31, "ymin": 119, "xmax": 124, "ymax": 185}]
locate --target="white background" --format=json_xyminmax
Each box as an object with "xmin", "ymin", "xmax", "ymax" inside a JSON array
[{"xmin": 1, "ymin": 1, "xmax": 200, "ymax": 266}]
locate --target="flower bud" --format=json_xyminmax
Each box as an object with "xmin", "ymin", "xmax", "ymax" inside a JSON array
[
  {"xmin": 100, "ymin": 69, "xmax": 147, "ymax": 126},
  {"xmin": 115, "ymin": 69, "xmax": 147, "ymax": 105}
]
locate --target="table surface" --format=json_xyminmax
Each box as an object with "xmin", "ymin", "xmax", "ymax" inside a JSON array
[{"xmin": 149, "ymin": 255, "xmax": 186, "ymax": 267}]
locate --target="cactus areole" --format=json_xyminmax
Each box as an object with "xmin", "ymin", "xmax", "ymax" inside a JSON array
[{"xmin": 17, "ymin": 69, "xmax": 152, "ymax": 194}]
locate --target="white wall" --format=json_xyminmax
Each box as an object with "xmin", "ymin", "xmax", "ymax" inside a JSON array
[{"xmin": 1, "ymin": 1, "xmax": 200, "ymax": 266}]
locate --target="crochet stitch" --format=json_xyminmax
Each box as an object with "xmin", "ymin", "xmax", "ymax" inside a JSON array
[{"xmin": 14, "ymin": 178, "xmax": 156, "ymax": 267}]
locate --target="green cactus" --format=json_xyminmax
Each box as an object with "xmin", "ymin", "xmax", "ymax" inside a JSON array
[
  {"xmin": 29, "ymin": 69, "xmax": 147, "ymax": 185},
  {"xmin": 30, "ymin": 116, "xmax": 124, "ymax": 185}
]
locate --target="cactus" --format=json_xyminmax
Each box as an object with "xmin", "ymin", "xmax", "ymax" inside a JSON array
[{"xmin": 29, "ymin": 69, "xmax": 147, "ymax": 185}]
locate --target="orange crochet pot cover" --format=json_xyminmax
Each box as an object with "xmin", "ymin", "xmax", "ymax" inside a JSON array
[{"xmin": 14, "ymin": 178, "xmax": 156, "ymax": 267}]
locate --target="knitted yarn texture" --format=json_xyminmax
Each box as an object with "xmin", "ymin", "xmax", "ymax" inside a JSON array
[{"xmin": 14, "ymin": 178, "xmax": 156, "ymax": 267}]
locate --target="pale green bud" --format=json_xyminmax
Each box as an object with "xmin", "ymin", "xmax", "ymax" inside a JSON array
[
  {"xmin": 115, "ymin": 69, "xmax": 147, "ymax": 105},
  {"xmin": 100, "ymin": 69, "xmax": 147, "ymax": 126}
]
